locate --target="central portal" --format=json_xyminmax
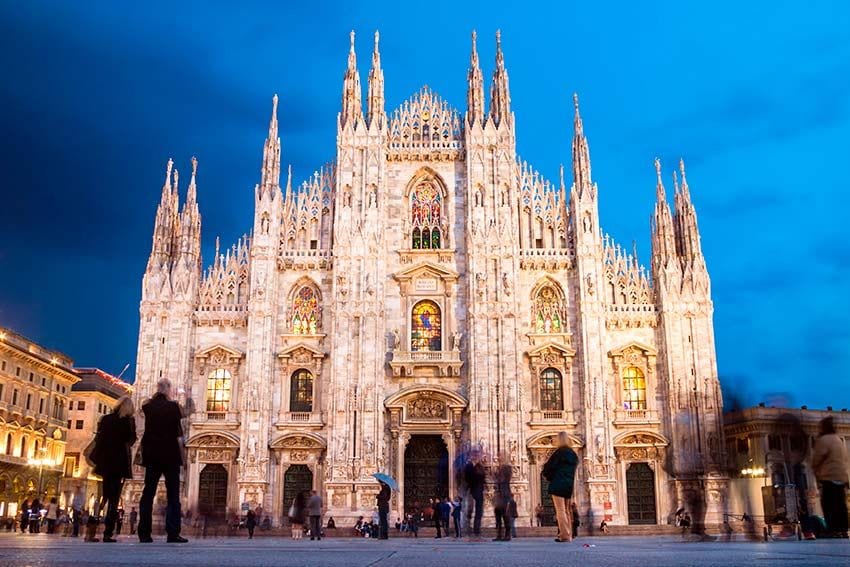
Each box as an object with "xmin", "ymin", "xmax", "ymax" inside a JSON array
[{"xmin": 404, "ymin": 435, "xmax": 449, "ymax": 513}]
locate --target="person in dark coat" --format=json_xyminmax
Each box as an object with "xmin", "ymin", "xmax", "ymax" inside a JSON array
[
  {"xmin": 376, "ymin": 481, "xmax": 391, "ymax": 540},
  {"xmin": 463, "ymin": 454, "xmax": 486, "ymax": 537},
  {"xmin": 492, "ymin": 464, "xmax": 512, "ymax": 541},
  {"xmin": 542, "ymin": 432, "xmax": 578, "ymax": 542},
  {"xmin": 138, "ymin": 378, "xmax": 191, "ymax": 543},
  {"xmin": 89, "ymin": 396, "xmax": 137, "ymax": 542},
  {"xmin": 245, "ymin": 509, "xmax": 257, "ymax": 539},
  {"xmin": 19, "ymin": 500, "xmax": 29, "ymax": 533}
]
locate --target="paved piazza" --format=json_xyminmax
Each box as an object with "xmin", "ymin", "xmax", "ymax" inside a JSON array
[{"xmin": 1, "ymin": 534, "xmax": 849, "ymax": 566}]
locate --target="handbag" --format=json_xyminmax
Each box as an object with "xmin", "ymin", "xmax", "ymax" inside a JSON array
[{"xmin": 288, "ymin": 504, "xmax": 297, "ymax": 518}]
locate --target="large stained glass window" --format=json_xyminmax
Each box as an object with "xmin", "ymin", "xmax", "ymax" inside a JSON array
[
  {"xmin": 411, "ymin": 300, "xmax": 442, "ymax": 351},
  {"xmin": 291, "ymin": 286, "xmax": 319, "ymax": 335},
  {"xmin": 290, "ymin": 369, "xmax": 314, "ymax": 412},
  {"xmin": 622, "ymin": 366, "xmax": 647, "ymax": 410},
  {"xmin": 540, "ymin": 368, "xmax": 564, "ymax": 411},
  {"xmin": 533, "ymin": 285, "xmax": 564, "ymax": 333},
  {"xmin": 206, "ymin": 368, "xmax": 232, "ymax": 413},
  {"xmin": 411, "ymin": 180, "xmax": 443, "ymax": 249}
]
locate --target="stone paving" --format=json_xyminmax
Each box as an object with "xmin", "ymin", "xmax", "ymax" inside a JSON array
[{"xmin": 1, "ymin": 533, "xmax": 849, "ymax": 567}]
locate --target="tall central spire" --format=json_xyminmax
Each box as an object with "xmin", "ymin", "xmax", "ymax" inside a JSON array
[
  {"xmin": 340, "ymin": 30, "xmax": 363, "ymax": 127},
  {"xmin": 260, "ymin": 94, "xmax": 281, "ymax": 192},
  {"xmin": 488, "ymin": 30, "xmax": 511, "ymax": 127},
  {"xmin": 651, "ymin": 158, "xmax": 677, "ymax": 269},
  {"xmin": 367, "ymin": 30, "xmax": 385, "ymax": 128},
  {"xmin": 466, "ymin": 30, "xmax": 485, "ymax": 126},
  {"xmin": 571, "ymin": 93, "xmax": 592, "ymax": 197}
]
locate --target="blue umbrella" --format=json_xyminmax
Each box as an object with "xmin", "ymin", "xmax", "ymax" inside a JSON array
[{"xmin": 372, "ymin": 472, "xmax": 398, "ymax": 491}]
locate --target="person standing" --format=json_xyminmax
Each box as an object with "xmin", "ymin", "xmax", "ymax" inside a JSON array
[
  {"xmin": 128, "ymin": 507, "xmax": 137, "ymax": 535},
  {"xmin": 542, "ymin": 432, "xmax": 578, "ymax": 543},
  {"xmin": 535, "ymin": 503, "xmax": 544, "ymax": 527},
  {"xmin": 138, "ymin": 379, "xmax": 189, "ymax": 543},
  {"xmin": 29, "ymin": 498, "xmax": 41, "ymax": 533},
  {"xmin": 451, "ymin": 496, "xmax": 462, "ymax": 538},
  {"xmin": 307, "ymin": 490, "xmax": 323, "ymax": 540},
  {"xmin": 71, "ymin": 488, "xmax": 83, "ymax": 537},
  {"xmin": 508, "ymin": 495, "xmax": 518, "ymax": 539},
  {"xmin": 89, "ymin": 396, "xmax": 137, "ymax": 543},
  {"xmin": 570, "ymin": 502, "xmax": 580, "ymax": 538},
  {"xmin": 289, "ymin": 492, "xmax": 306, "ymax": 539},
  {"xmin": 19, "ymin": 500, "xmax": 29, "ymax": 533},
  {"xmin": 376, "ymin": 481, "xmax": 391, "ymax": 540},
  {"xmin": 812, "ymin": 416, "xmax": 850, "ymax": 538},
  {"xmin": 245, "ymin": 509, "xmax": 256, "ymax": 539},
  {"xmin": 116, "ymin": 508, "xmax": 124, "ymax": 535},
  {"xmin": 45, "ymin": 498, "xmax": 58, "ymax": 533},
  {"xmin": 493, "ymin": 464, "xmax": 512, "ymax": 541},
  {"xmin": 463, "ymin": 455, "xmax": 486, "ymax": 538},
  {"xmin": 431, "ymin": 498, "xmax": 443, "ymax": 538}
]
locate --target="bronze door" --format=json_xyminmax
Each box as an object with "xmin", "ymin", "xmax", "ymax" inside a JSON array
[
  {"xmin": 539, "ymin": 473, "xmax": 556, "ymax": 526},
  {"xmin": 626, "ymin": 462, "xmax": 657, "ymax": 525},
  {"xmin": 283, "ymin": 464, "xmax": 313, "ymax": 511},
  {"xmin": 198, "ymin": 464, "xmax": 228, "ymax": 518},
  {"xmin": 404, "ymin": 435, "xmax": 448, "ymax": 513}
]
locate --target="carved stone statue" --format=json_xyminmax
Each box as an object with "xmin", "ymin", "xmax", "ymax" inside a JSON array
[
  {"xmin": 248, "ymin": 434, "xmax": 258, "ymax": 460},
  {"xmin": 502, "ymin": 272, "xmax": 512, "ymax": 296},
  {"xmin": 451, "ymin": 331, "xmax": 462, "ymax": 351},
  {"xmin": 391, "ymin": 328, "xmax": 401, "ymax": 350},
  {"xmin": 407, "ymin": 396, "xmax": 445, "ymax": 419}
]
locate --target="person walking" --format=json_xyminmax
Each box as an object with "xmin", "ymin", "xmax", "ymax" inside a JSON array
[
  {"xmin": 45, "ymin": 498, "xmax": 58, "ymax": 534},
  {"xmin": 535, "ymin": 504, "xmax": 544, "ymax": 527},
  {"xmin": 451, "ymin": 496, "xmax": 462, "ymax": 538},
  {"xmin": 463, "ymin": 455, "xmax": 486, "ymax": 538},
  {"xmin": 508, "ymin": 495, "xmax": 518, "ymax": 539},
  {"xmin": 493, "ymin": 464, "xmax": 512, "ymax": 541},
  {"xmin": 542, "ymin": 432, "xmax": 578, "ymax": 543},
  {"xmin": 89, "ymin": 396, "xmax": 137, "ymax": 543},
  {"xmin": 19, "ymin": 500, "xmax": 29, "ymax": 534},
  {"xmin": 812, "ymin": 416, "xmax": 850, "ymax": 538},
  {"xmin": 128, "ymin": 507, "xmax": 137, "ymax": 535},
  {"xmin": 116, "ymin": 508, "xmax": 124, "ymax": 535},
  {"xmin": 431, "ymin": 498, "xmax": 443, "ymax": 538},
  {"xmin": 289, "ymin": 492, "xmax": 306, "ymax": 539},
  {"xmin": 29, "ymin": 498, "xmax": 41, "ymax": 533},
  {"xmin": 570, "ymin": 502, "xmax": 580, "ymax": 538},
  {"xmin": 71, "ymin": 488, "xmax": 83, "ymax": 537},
  {"xmin": 376, "ymin": 481, "xmax": 391, "ymax": 540},
  {"xmin": 307, "ymin": 490, "xmax": 323, "ymax": 540},
  {"xmin": 138, "ymin": 379, "xmax": 190, "ymax": 543},
  {"xmin": 245, "ymin": 509, "xmax": 256, "ymax": 539}
]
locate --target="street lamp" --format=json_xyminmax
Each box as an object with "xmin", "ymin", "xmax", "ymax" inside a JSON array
[{"xmin": 28, "ymin": 447, "xmax": 53, "ymax": 500}]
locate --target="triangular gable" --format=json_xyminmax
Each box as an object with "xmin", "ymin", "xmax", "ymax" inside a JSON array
[
  {"xmin": 608, "ymin": 341, "xmax": 657, "ymax": 358},
  {"xmin": 195, "ymin": 344, "xmax": 244, "ymax": 359},
  {"xmin": 277, "ymin": 342, "xmax": 326, "ymax": 359},
  {"xmin": 527, "ymin": 341, "xmax": 576, "ymax": 358},
  {"xmin": 393, "ymin": 261, "xmax": 459, "ymax": 282}
]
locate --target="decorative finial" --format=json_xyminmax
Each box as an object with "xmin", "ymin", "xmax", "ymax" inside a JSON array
[
  {"xmin": 573, "ymin": 92, "xmax": 579, "ymax": 111},
  {"xmin": 496, "ymin": 29, "xmax": 501, "ymax": 46},
  {"xmin": 350, "ymin": 29, "xmax": 355, "ymax": 51},
  {"xmin": 654, "ymin": 157, "xmax": 662, "ymax": 183},
  {"xmin": 672, "ymin": 170, "xmax": 680, "ymax": 193},
  {"xmin": 191, "ymin": 156, "xmax": 198, "ymax": 176},
  {"xmin": 679, "ymin": 158, "xmax": 687, "ymax": 184},
  {"xmin": 472, "ymin": 29, "xmax": 477, "ymax": 43},
  {"xmin": 165, "ymin": 158, "xmax": 174, "ymax": 183},
  {"xmin": 374, "ymin": 30, "xmax": 379, "ymax": 51},
  {"xmin": 272, "ymin": 93, "xmax": 278, "ymax": 114},
  {"xmin": 559, "ymin": 164, "xmax": 565, "ymax": 188}
]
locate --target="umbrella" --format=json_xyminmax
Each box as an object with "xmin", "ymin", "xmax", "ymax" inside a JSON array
[{"xmin": 372, "ymin": 472, "xmax": 398, "ymax": 491}]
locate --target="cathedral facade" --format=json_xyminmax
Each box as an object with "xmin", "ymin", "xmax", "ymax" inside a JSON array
[{"xmin": 127, "ymin": 31, "xmax": 728, "ymax": 528}]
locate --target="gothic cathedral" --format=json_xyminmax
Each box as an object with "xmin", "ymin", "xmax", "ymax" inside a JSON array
[{"xmin": 127, "ymin": 31, "xmax": 728, "ymax": 528}]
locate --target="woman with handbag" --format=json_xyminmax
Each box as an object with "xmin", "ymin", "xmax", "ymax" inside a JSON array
[
  {"xmin": 289, "ymin": 491, "xmax": 306, "ymax": 539},
  {"xmin": 88, "ymin": 396, "xmax": 137, "ymax": 543}
]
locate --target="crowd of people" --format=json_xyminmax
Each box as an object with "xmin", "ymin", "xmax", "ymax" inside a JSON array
[{"xmin": 6, "ymin": 378, "xmax": 848, "ymax": 545}]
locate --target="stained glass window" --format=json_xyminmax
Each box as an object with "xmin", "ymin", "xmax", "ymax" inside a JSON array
[
  {"xmin": 411, "ymin": 180, "xmax": 442, "ymax": 249},
  {"xmin": 622, "ymin": 367, "xmax": 647, "ymax": 410},
  {"xmin": 206, "ymin": 368, "xmax": 232, "ymax": 413},
  {"xmin": 533, "ymin": 285, "xmax": 564, "ymax": 333},
  {"xmin": 411, "ymin": 300, "xmax": 442, "ymax": 351},
  {"xmin": 292, "ymin": 286, "xmax": 319, "ymax": 335},
  {"xmin": 540, "ymin": 368, "xmax": 564, "ymax": 411},
  {"xmin": 290, "ymin": 369, "xmax": 313, "ymax": 412}
]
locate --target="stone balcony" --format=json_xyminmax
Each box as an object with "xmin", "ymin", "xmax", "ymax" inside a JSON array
[
  {"xmin": 274, "ymin": 411, "xmax": 325, "ymax": 431},
  {"xmin": 277, "ymin": 249, "xmax": 332, "ymax": 270},
  {"xmin": 192, "ymin": 411, "xmax": 241, "ymax": 431},
  {"xmin": 613, "ymin": 408, "xmax": 661, "ymax": 427},
  {"xmin": 389, "ymin": 349, "xmax": 463, "ymax": 377},
  {"xmin": 527, "ymin": 409, "xmax": 578, "ymax": 429}
]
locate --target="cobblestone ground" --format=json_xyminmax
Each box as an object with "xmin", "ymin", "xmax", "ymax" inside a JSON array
[{"xmin": 1, "ymin": 533, "xmax": 849, "ymax": 567}]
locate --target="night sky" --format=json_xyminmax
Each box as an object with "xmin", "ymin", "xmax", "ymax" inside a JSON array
[{"xmin": 1, "ymin": 1, "xmax": 848, "ymax": 409}]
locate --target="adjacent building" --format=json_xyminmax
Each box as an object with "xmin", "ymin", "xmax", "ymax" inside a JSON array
[
  {"xmin": 0, "ymin": 326, "xmax": 78, "ymax": 519},
  {"xmin": 61, "ymin": 368, "xmax": 134, "ymax": 512},
  {"xmin": 127, "ymin": 31, "xmax": 727, "ymax": 528}
]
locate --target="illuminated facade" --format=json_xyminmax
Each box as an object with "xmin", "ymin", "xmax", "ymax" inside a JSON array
[
  {"xmin": 128, "ymin": 31, "xmax": 727, "ymax": 528},
  {"xmin": 0, "ymin": 326, "xmax": 78, "ymax": 519}
]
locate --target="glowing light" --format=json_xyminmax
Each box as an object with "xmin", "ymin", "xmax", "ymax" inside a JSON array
[{"xmin": 741, "ymin": 467, "xmax": 765, "ymax": 477}]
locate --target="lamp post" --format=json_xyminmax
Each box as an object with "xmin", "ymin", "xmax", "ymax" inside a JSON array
[{"xmin": 28, "ymin": 447, "xmax": 51, "ymax": 501}]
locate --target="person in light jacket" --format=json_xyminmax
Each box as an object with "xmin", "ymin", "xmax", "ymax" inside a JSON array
[
  {"xmin": 306, "ymin": 491, "xmax": 323, "ymax": 540},
  {"xmin": 812, "ymin": 416, "xmax": 850, "ymax": 538},
  {"xmin": 542, "ymin": 432, "xmax": 578, "ymax": 542}
]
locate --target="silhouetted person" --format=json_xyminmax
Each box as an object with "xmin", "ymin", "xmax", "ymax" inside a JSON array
[
  {"xmin": 542, "ymin": 432, "xmax": 578, "ymax": 542},
  {"xmin": 493, "ymin": 464, "xmax": 512, "ymax": 541},
  {"xmin": 19, "ymin": 500, "xmax": 29, "ymax": 533},
  {"xmin": 290, "ymin": 492, "xmax": 306, "ymax": 539},
  {"xmin": 138, "ymin": 379, "xmax": 189, "ymax": 543},
  {"xmin": 129, "ymin": 507, "xmax": 137, "ymax": 535},
  {"xmin": 451, "ymin": 496, "xmax": 462, "ymax": 538},
  {"xmin": 90, "ymin": 396, "xmax": 137, "ymax": 543},
  {"xmin": 376, "ymin": 481, "xmax": 391, "ymax": 540},
  {"xmin": 245, "ymin": 509, "xmax": 256, "ymax": 539},
  {"xmin": 463, "ymin": 455, "xmax": 486, "ymax": 537},
  {"xmin": 307, "ymin": 490, "xmax": 322, "ymax": 540},
  {"xmin": 812, "ymin": 416, "xmax": 849, "ymax": 538}
]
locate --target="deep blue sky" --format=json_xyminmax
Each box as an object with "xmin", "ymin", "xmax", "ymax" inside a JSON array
[{"xmin": 1, "ymin": 1, "xmax": 848, "ymax": 410}]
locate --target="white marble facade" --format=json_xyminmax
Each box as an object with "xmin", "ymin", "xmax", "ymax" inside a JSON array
[{"xmin": 126, "ymin": 31, "xmax": 728, "ymax": 528}]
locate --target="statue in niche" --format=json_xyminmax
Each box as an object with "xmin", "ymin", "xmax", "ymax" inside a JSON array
[
  {"xmin": 502, "ymin": 272, "xmax": 512, "ymax": 296},
  {"xmin": 260, "ymin": 214, "xmax": 270, "ymax": 235},
  {"xmin": 367, "ymin": 186, "xmax": 377, "ymax": 209},
  {"xmin": 451, "ymin": 331, "xmax": 462, "ymax": 351},
  {"xmin": 391, "ymin": 328, "xmax": 401, "ymax": 350},
  {"xmin": 247, "ymin": 382, "xmax": 259, "ymax": 411},
  {"xmin": 586, "ymin": 273, "xmax": 595, "ymax": 295}
]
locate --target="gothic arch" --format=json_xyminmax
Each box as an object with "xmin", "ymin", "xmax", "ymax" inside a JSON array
[
  {"xmin": 404, "ymin": 167, "xmax": 449, "ymax": 199},
  {"xmin": 529, "ymin": 277, "xmax": 568, "ymax": 334},
  {"xmin": 269, "ymin": 432, "xmax": 327, "ymax": 450},
  {"xmin": 527, "ymin": 431, "xmax": 585, "ymax": 450},
  {"xmin": 384, "ymin": 384, "xmax": 468, "ymax": 410},
  {"xmin": 287, "ymin": 277, "xmax": 323, "ymax": 335},
  {"xmin": 612, "ymin": 430, "xmax": 669, "ymax": 447},
  {"xmin": 185, "ymin": 431, "xmax": 241, "ymax": 449}
]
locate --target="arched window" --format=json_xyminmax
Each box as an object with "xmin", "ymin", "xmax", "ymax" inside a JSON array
[
  {"xmin": 19, "ymin": 436, "xmax": 27, "ymax": 458},
  {"xmin": 291, "ymin": 286, "xmax": 320, "ymax": 335},
  {"xmin": 410, "ymin": 180, "xmax": 443, "ymax": 249},
  {"xmin": 540, "ymin": 368, "xmax": 564, "ymax": 411},
  {"xmin": 533, "ymin": 285, "xmax": 564, "ymax": 333},
  {"xmin": 206, "ymin": 369, "xmax": 232, "ymax": 413},
  {"xmin": 411, "ymin": 300, "xmax": 442, "ymax": 351},
  {"xmin": 622, "ymin": 367, "xmax": 647, "ymax": 410},
  {"xmin": 290, "ymin": 370, "xmax": 314, "ymax": 413},
  {"xmin": 5, "ymin": 434, "xmax": 11, "ymax": 455}
]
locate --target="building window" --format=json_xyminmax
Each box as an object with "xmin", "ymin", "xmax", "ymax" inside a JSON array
[
  {"xmin": 0, "ymin": 360, "xmax": 5, "ymax": 371},
  {"xmin": 291, "ymin": 286, "xmax": 320, "ymax": 335},
  {"xmin": 12, "ymin": 389, "xmax": 18, "ymax": 406},
  {"xmin": 768, "ymin": 434, "xmax": 782, "ymax": 452},
  {"xmin": 4, "ymin": 433, "xmax": 11, "ymax": 455},
  {"xmin": 77, "ymin": 401, "xmax": 85, "ymax": 411},
  {"xmin": 67, "ymin": 420, "xmax": 71, "ymax": 429},
  {"xmin": 69, "ymin": 400, "xmax": 73, "ymax": 410},
  {"xmin": 411, "ymin": 300, "xmax": 441, "ymax": 351},
  {"xmin": 289, "ymin": 369, "xmax": 314, "ymax": 413},
  {"xmin": 26, "ymin": 394, "xmax": 32, "ymax": 411},
  {"xmin": 19, "ymin": 436, "xmax": 27, "ymax": 458},
  {"xmin": 75, "ymin": 420, "xmax": 84, "ymax": 430},
  {"xmin": 410, "ymin": 179, "xmax": 443, "ymax": 249},
  {"xmin": 540, "ymin": 368, "xmax": 564, "ymax": 411},
  {"xmin": 532, "ymin": 284, "xmax": 565, "ymax": 333},
  {"xmin": 16, "ymin": 367, "xmax": 21, "ymax": 377},
  {"xmin": 622, "ymin": 366, "xmax": 647, "ymax": 410},
  {"xmin": 736, "ymin": 437, "xmax": 749, "ymax": 455},
  {"xmin": 0, "ymin": 383, "xmax": 4, "ymax": 400},
  {"xmin": 38, "ymin": 398, "xmax": 44, "ymax": 414},
  {"xmin": 206, "ymin": 369, "xmax": 232, "ymax": 413}
]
